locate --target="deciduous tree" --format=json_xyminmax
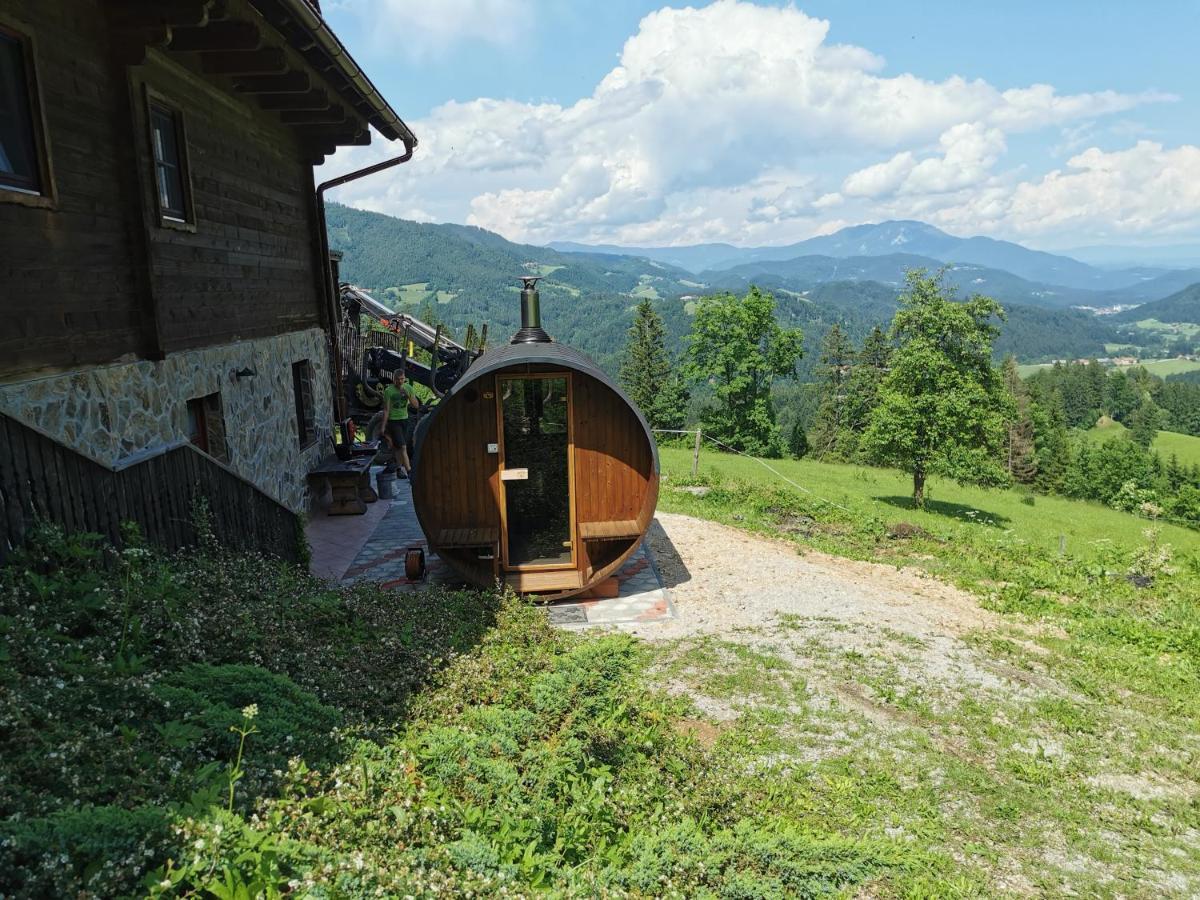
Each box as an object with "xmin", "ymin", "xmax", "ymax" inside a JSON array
[
  {"xmin": 862, "ymin": 270, "xmax": 1010, "ymax": 508},
  {"xmin": 684, "ymin": 287, "xmax": 803, "ymax": 457}
]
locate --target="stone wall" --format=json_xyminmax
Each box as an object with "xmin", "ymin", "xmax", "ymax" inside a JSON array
[{"xmin": 0, "ymin": 328, "xmax": 333, "ymax": 512}]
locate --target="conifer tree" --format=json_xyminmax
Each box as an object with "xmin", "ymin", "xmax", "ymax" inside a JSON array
[
  {"xmin": 840, "ymin": 325, "xmax": 892, "ymax": 460},
  {"xmin": 1002, "ymin": 355, "xmax": 1038, "ymax": 484},
  {"xmin": 620, "ymin": 298, "xmax": 687, "ymax": 431},
  {"xmin": 809, "ymin": 323, "xmax": 854, "ymax": 460},
  {"xmin": 1129, "ymin": 397, "xmax": 1163, "ymax": 450}
]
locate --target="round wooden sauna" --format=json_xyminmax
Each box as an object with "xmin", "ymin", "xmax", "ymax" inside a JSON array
[{"xmin": 412, "ymin": 283, "xmax": 658, "ymax": 601}]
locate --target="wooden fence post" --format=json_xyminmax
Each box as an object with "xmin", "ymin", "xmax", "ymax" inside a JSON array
[{"xmin": 692, "ymin": 428, "xmax": 702, "ymax": 476}]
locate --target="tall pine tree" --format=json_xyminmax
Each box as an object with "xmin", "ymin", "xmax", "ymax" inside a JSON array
[
  {"xmin": 809, "ymin": 323, "xmax": 854, "ymax": 460},
  {"xmin": 1002, "ymin": 355, "xmax": 1038, "ymax": 484},
  {"xmin": 619, "ymin": 298, "xmax": 688, "ymax": 431},
  {"xmin": 840, "ymin": 325, "xmax": 892, "ymax": 460}
]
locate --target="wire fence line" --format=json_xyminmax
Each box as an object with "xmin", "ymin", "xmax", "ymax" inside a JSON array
[
  {"xmin": 651, "ymin": 428, "xmax": 855, "ymax": 515},
  {"xmin": 652, "ymin": 428, "xmax": 1200, "ymax": 535}
]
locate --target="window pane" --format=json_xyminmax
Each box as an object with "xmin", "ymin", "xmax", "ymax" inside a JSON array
[
  {"xmin": 0, "ymin": 32, "xmax": 41, "ymax": 191},
  {"xmin": 150, "ymin": 105, "xmax": 187, "ymax": 217}
]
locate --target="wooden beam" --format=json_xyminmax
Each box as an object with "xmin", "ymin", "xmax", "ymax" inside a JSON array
[
  {"xmin": 199, "ymin": 47, "xmax": 287, "ymax": 75},
  {"xmin": 169, "ymin": 20, "xmax": 261, "ymax": 52},
  {"xmin": 294, "ymin": 127, "xmax": 369, "ymax": 148},
  {"xmin": 110, "ymin": 0, "xmax": 211, "ymax": 29},
  {"xmin": 257, "ymin": 89, "xmax": 330, "ymax": 111},
  {"xmin": 233, "ymin": 71, "xmax": 310, "ymax": 94},
  {"xmin": 280, "ymin": 106, "xmax": 347, "ymax": 125}
]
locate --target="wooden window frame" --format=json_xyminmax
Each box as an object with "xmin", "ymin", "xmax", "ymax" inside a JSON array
[
  {"xmin": 186, "ymin": 392, "xmax": 228, "ymax": 462},
  {"xmin": 143, "ymin": 87, "xmax": 195, "ymax": 232},
  {"xmin": 495, "ymin": 371, "xmax": 577, "ymax": 573},
  {"xmin": 292, "ymin": 359, "xmax": 317, "ymax": 450},
  {"xmin": 0, "ymin": 20, "xmax": 55, "ymax": 209}
]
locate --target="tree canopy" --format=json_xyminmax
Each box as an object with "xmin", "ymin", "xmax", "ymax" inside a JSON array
[
  {"xmin": 684, "ymin": 287, "xmax": 803, "ymax": 457},
  {"xmin": 619, "ymin": 298, "xmax": 688, "ymax": 432},
  {"xmin": 862, "ymin": 270, "xmax": 1011, "ymax": 507}
]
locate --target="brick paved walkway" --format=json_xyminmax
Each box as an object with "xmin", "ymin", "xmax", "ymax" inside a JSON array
[{"xmin": 308, "ymin": 476, "xmax": 674, "ymax": 629}]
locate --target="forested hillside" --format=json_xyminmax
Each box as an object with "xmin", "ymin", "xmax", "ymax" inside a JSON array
[
  {"xmin": 1113, "ymin": 282, "xmax": 1200, "ymax": 324},
  {"xmin": 327, "ymin": 204, "xmax": 1128, "ymax": 371}
]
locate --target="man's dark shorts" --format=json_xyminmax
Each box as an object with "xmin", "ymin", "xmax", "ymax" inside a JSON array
[{"xmin": 386, "ymin": 418, "xmax": 411, "ymax": 448}]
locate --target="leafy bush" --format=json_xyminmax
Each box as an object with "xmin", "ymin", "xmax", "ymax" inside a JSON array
[{"xmin": 0, "ymin": 805, "xmax": 170, "ymax": 898}]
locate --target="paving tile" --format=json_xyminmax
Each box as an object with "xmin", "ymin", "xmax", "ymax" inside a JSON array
[{"xmin": 308, "ymin": 481, "xmax": 673, "ymax": 629}]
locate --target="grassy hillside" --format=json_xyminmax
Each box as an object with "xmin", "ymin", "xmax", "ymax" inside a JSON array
[
  {"xmin": 1113, "ymin": 281, "xmax": 1200, "ymax": 324},
  {"xmin": 1084, "ymin": 418, "xmax": 1200, "ymax": 467},
  {"xmin": 659, "ymin": 445, "xmax": 1200, "ymax": 559}
]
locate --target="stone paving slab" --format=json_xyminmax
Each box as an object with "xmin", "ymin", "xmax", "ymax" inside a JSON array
[{"xmin": 328, "ymin": 480, "xmax": 673, "ymax": 628}]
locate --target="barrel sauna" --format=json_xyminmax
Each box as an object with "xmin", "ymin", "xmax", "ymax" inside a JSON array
[{"xmin": 412, "ymin": 280, "xmax": 658, "ymax": 601}]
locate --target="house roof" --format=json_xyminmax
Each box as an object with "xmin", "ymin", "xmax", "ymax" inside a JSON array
[{"xmin": 112, "ymin": 0, "xmax": 415, "ymax": 159}]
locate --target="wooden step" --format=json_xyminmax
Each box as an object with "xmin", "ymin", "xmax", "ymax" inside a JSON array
[
  {"xmin": 437, "ymin": 527, "xmax": 499, "ymax": 548},
  {"xmin": 505, "ymin": 569, "xmax": 583, "ymax": 593},
  {"xmin": 579, "ymin": 519, "xmax": 640, "ymax": 541}
]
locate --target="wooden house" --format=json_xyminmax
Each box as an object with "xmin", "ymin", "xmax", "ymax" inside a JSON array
[{"xmin": 0, "ymin": 0, "xmax": 414, "ymax": 559}]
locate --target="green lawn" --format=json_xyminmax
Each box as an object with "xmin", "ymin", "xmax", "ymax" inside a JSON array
[
  {"xmin": 659, "ymin": 444, "xmax": 1200, "ymax": 559},
  {"xmin": 1117, "ymin": 358, "xmax": 1200, "ymax": 377},
  {"xmin": 1084, "ymin": 418, "xmax": 1200, "ymax": 467}
]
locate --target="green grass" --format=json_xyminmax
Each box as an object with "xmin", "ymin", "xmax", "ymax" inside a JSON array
[
  {"xmin": 1117, "ymin": 358, "xmax": 1200, "ymax": 377},
  {"xmin": 1130, "ymin": 319, "xmax": 1200, "ymax": 337},
  {"xmin": 1084, "ymin": 418, "xmax": 1200, "ymax": 467},
  {"xmin": 659, "ymin": 445, "xmax": 1200, "ymax": 559}
]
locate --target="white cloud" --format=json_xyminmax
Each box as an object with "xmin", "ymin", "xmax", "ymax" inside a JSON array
[
  {"xmin": 333, "ymin": 0, "xmax": 533, "ymax": 56},
  {"xmin": 321, "ymin": 0, "xmax": 1181, "ymax": 246}
]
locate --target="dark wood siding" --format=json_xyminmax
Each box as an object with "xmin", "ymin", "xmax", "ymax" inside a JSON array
[
  {"xmin": 129, "ymin": 53, "xmax": 325, "ymax": 353},
  {"xmin": 0, "ymin": 0, "xmax": 146, "ymax": 378},
  {"xmin": 0, "ymin": 0, "xmax": 326, "ymax": 380}
]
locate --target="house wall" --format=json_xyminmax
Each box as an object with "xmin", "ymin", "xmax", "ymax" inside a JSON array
[
  {"xmin": 0, "ymin": 0, "xmax": 326, "ymax": 378},
  {"xmin": 1, "ymin": 1, "xmax": 336, "ymax": 513},
  {"xmin": 0, "ymin": 328, "xmax": 332, "ymax": 513},
  {"xmin": 0, "ymin": 0, "xmax": 149, "ymax": 377}
]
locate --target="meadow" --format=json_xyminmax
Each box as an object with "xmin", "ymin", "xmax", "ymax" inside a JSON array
[
  {"xmin": 658, "ymin": 444, "xmax": 1200, "ymax": 560},
  {"xmin": 1084, "ymin": 418, "xmax": 1200, "ymax": 467}
]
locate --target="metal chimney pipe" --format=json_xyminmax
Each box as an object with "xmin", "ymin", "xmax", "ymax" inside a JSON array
[{"xmin": 511, "ymin": 275, "xmax": 552, "ymax": 343}]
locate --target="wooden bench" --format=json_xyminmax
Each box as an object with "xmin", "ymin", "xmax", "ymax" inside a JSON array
[
  {"xmin": 578, "ymin": 519, "xmax": 641, "ymax": 541},
  {"xmin": 505, "ymin": 569, "xmax": 583, "ymax": 593},
  {"xmin": 437, "ymin": 527, "xmax": 499, "ymax": 548}
]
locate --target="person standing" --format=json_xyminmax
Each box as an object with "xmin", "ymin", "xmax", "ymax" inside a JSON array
[{"xmin": 381, "ymin": 370, "xmax": 419, "ymax": 477}]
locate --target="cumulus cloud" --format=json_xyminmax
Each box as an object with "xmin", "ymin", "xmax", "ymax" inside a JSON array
[{"xmin": 321, "ymin": 0, "xmax": 1181, "ymax": 246}]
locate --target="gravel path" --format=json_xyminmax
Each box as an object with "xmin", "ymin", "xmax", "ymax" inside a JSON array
[{"xmin": 635, "ymin": 512, "xmax": 997, "ymax": 642}]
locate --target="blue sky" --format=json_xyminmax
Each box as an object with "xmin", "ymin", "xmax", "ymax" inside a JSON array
[{"xmin": 320, "ymin": 0, "xmax": 1200, "ymax": 251}]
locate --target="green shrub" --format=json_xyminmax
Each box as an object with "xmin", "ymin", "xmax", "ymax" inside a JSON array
[{"xmin": 0, "ymin": 805, "xmax": 170, "ymax": 898}]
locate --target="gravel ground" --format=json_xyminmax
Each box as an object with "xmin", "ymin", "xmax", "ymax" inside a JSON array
[{"xmin": 635, "ymin": 511, "xmax": 996, "ymax": 642}]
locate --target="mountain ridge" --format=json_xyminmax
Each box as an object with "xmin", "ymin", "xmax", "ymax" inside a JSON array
[{"xmin": 550, "ymin": 220, "xmax": 1173, "ymax": 292}]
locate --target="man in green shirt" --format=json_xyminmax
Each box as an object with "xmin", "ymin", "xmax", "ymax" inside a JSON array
[{"xmin": 381, "ymin": 371, "xmax": 418, "ymax": 477}]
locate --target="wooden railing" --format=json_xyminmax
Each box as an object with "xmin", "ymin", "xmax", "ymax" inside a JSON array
[{"xmin": 0, "ymin": 413, "xmax": 302, "ymax": 564}]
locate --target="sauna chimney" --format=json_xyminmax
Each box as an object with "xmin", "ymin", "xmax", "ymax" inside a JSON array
[{"xmin": 511, "ymin": 275, "xmax": 552, "ymax": 344}]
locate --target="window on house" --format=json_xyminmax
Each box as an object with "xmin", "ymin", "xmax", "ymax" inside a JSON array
[
  {"xmin": 0, "ymin": 26, "xmax": 47, "ymax": 195},
  {"xmin": 186, "ymin": 393, "xmax": 227, "ymax": 462},
  {"xmin": 148, "ymin": 101, "xmax": 190, "ymax": 222},
  {"xmin": 292, "ymin": 360, "xmax": 316, "ymax": 448}
]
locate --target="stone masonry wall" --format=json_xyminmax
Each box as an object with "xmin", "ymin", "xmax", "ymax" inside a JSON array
[{"xmin": 0, "ymin": 328, "xmax": 333, "ymax": 513}]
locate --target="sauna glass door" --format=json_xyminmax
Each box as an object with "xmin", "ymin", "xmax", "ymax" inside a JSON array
[{"xmin": 499, "ymin": 375, "xmax": 573, "ymax": 568}]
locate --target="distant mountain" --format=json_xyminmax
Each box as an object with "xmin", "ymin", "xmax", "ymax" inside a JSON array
[
  {"xmin": 1112, "ymin": 283, "xmax": 1200, "ymax": 324},
  {"xmin": 547, "ymin": 240, "xmax": 748, "ymax": 274},
  {"xmin": 325, "ymin": 203, "xmax": 1122, "ymax": 370},
  {"xmin": 1094, "ymin": 269, "xmax": 1200, "ymax": 306},
  {"xmin": 1063, "ymin": 244, "xmax": 1200, "ymax": 269},
  {"xmin": 698, "ymin": 252, "xmax": 1100, "ymax": 310},
  {"xmin": 551, "ymin": 220, "xmax": 1164, "ymax": 292}
]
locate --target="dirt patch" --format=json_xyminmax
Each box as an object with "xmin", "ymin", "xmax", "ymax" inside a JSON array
[
  {"xmin": 640, "ymin": 512, "xmax": 1000, "ymax": 643},
  {"xmin": 672, "ymin": 717, "xmax": 724, "ymax": 748}
]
